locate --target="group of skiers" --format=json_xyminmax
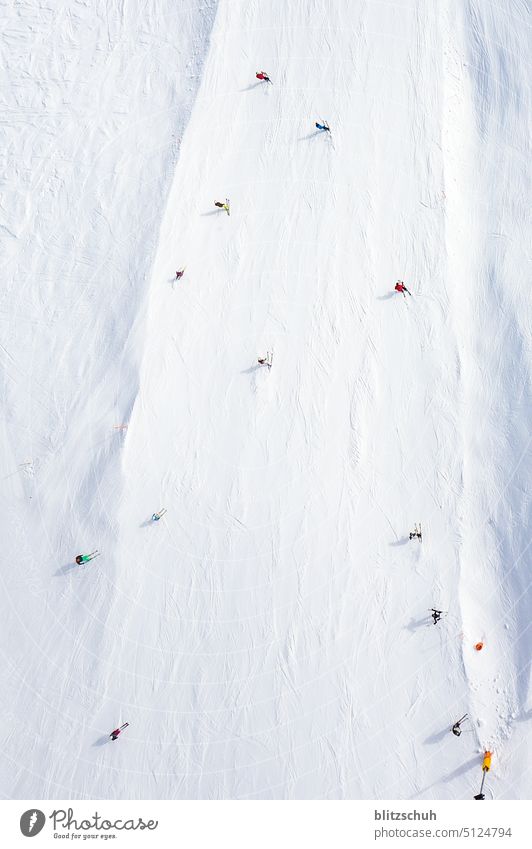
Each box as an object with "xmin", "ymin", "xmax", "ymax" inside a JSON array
[
  {"xmin": 74, "ymin": 509, "xmax": 169, "ymax": 742},
  {"xmin": 75, "ymin": 509, "xmax": 167, "ymax": 568},
  {"xmin": 406, "ymin": 524, "xmax": 470, "ymax": 738},
  {"xmin": 80, "ymin": 69, "xmax": 455, "ymax": 755},
  {"xmin": 75, "ymin": 509, "xmax": 169, "ymax": 742},
  {"xmin": 409, "ymin": 527, "xmax": 475, "ymax": 754}
]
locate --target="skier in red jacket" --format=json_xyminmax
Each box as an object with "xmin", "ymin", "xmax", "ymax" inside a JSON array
[
  {"xmin": 256, "ymin": 71, "xmax": 271, "ymax": 83},
  {"xmin": 110, "ymin": 722, "xmax": 129, "ymax": 741},
  {"xmin": 395, "ymin": 280, "xmax": 412, "ymax": 297}
]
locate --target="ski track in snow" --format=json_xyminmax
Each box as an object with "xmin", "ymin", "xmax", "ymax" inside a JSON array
[{"xmin": 0, "ymin": 0, "xmax": 530, "ymax": 799}]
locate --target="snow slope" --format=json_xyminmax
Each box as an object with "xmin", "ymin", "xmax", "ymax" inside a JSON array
[{"xmin": 0, "ymin": 0, "xmax": 530, "ymax": 799}]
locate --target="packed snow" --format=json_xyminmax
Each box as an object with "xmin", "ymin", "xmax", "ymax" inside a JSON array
[{"xmin": 0, "ymin": 0, "xmax": 530, "ymax": 800}]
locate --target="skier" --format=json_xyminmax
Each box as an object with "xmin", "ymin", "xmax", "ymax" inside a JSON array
[
  {"xmin": 110, "ymin": 722, "xmax": 129, "ymax": 741},
  {"xmin": 75, "ymin": 551, "xmax": 99, "ymax": 565},
  {"xmin": 256, "ymin": 71, "xmax": 271, "ymax": 83},
  {"xmin": 409, "ymin": 523, "xmax": 422, "ymax": 541},
  {"xmin": 258, "ymin": 351, "xmax": 273, "ymax": 369},
  {"xmin": 395, "ymin": 280, "xmax": 412, "ymax": 297},
  {"xmin": 431, "ymin": 609, "xmax": 443, "ymax": 625},
  {"xmin": 214, "ymin": 199, "xmax": 230, "ymax": 215},
  {"xmin": 315, "ymin": 121, "xmax": 330, "ymax": 132},
  {"xmin": 151, "ymin": 509, "xmax": 167, "ymax": 522},
  {"xmin": 452, "ymin": 714, "xmax": 468, "ymax": 736},
  {"xmin": 175, "ymin": 269, "xmax": 185, "ymax": 280}
]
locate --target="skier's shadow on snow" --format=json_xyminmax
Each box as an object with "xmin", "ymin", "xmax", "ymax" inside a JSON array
[
  {"xmin": 299, "ymin": 131, "xmax": 323, "ymax": 141},
  {"xmin": 389, "ymin": 537, "xmax": 410, "ymax": 546},
  {"xmin": 201, "ymin": 210, "xmax": 224, "ymax": 217},
  {"xmin": 406, "ymin": 616, "xmax": 430, "ymax": 632},
  {"xmin": 93, "ymin": 736, "xmax": 111, "ymax": 747},
  {"xmin": 377, "ymin": 293, "xmax": 395, "ymax": 301},
  {"xmin": 442, "ymin": 756, "xmax": 479, "ymax": 783},
  {"xmin": 241, "ymin": 365, "xmax": 262, "ymax": 375},
  {"xmin": 54, "ymin": 562, "xmax": 78, "ymax": 576},
  {"xmin": 424, "ymin": 727, "xmax": 450, "ymax": 745},
  {"xmin": 240, "ymin": 82, "xmax": 263, "ymax": 91},
  {"xmin": 412, "ymin": 756, "xmax": 478, "ymax": 796},
  {"xmin": 140, "ymin": 519, "xmax": 154, "ymax": 528}
]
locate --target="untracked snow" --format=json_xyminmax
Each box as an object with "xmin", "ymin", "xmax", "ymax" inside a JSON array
[{"xmin": 0, "ymin": 0, "xmax": 530, "ymax": 799}]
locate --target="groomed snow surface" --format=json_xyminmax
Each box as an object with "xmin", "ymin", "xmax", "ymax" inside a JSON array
[{"xmin": 0, "ymin": 0, "xmax": 530, "ymax": 800}]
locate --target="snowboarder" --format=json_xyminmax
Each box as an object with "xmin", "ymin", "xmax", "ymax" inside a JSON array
[
  {"xmin": 452, "ymin": 714, "xmax": 468, "ymax": 736},
  {"xmin": 258, "ymin": 351, "xmax": 273, "ymax": 369},
  {"xmin": 256, "ymin": 71, "xmax": 271, "ymax": 83},
  {"xmin": 315, "ymin": 121, "xmax": 330, "ymax": 132},
  {"xmin": 431, "ymin": 608, "xmax": 443, "ymax": 625},
  {"xmin": 175, "ymin": 269, "xmax": 185, "ymax": 280},
  {"xmin": 409, "ymin": 523, "xmax": 422, "ymax": 541},
  {"xmin": 395, "ymin": 280, "xmax": 412, "ymax": 297},
  {"xmin": 110, "ymin": 722, "xmax": 129, "ymax": 741},
  {"xmin": 151, "ymin": 509, "xmax": 167, "ymax": 522},
  {"xmin": 75, "ymin": 551, "xmax": 99, "ymax": 565}
]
